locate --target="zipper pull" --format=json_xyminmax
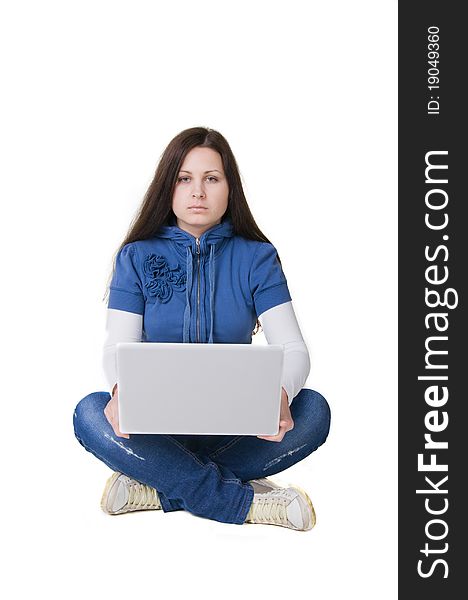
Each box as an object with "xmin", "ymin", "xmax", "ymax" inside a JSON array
[{"xmin": 196, "ymin": 238, "xmax": 200, "ymax": 254}]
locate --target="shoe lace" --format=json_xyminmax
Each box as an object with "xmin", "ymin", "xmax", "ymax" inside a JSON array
[
  {"xmin": 249, "ymin": 489, "xmax": 289, "ymax": 526},
  {"xmin": 126, "ymin": 481, "xmax": 160, "ymax": 511}
]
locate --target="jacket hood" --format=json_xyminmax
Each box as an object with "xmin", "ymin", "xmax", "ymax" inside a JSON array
[{"xmin": 154, "ymin": 216, "xmax": 235, "ymax": 344}]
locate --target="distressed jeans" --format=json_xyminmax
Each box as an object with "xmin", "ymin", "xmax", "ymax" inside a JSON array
[{"xmin": 73, "ymin": 388, "xmax": 330, "ymax": 525}]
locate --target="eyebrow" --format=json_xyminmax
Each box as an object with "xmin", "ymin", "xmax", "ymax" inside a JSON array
[{"xmin": 179, "ymin": 170, "xmax": 223, "ymax": 174}]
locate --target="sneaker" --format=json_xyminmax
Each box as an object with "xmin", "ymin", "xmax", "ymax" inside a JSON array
[
  {"xmin": 100, "ymin": 472, "xmax": 162, "ymax": 515},
  {"xmin": 245, "ymin": 477, "xmax": 316, "ymax": 531}
]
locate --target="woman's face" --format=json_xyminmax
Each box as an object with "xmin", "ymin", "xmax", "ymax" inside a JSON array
[{"xmin": 172, "ymin": 146, "xmax": 229, "ymax": 238}]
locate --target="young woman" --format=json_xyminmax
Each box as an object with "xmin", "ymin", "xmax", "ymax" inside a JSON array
[{"xmin": 73, "ymin": 127, "xmax": 331, "ymax": 531}]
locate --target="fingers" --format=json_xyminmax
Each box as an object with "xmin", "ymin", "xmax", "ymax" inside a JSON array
[
  {"xmin": 257, "ymin": 419, "xmax": 293, "ymax": 442},
  {"xmin": 112, "ymin": 419, "xmax": 130, "ymax": 439},
  {"xmin": 257, "ymin": 433, "xmax": 282, "ymax": 442},
  {"xmin": 111, "ymin": 415, "xmax": 130, "ymax": 439},
  {"xmin": 112, "ymin": 417, "xmax": 130, "ymax": 439},
  {"xmin": 104, "ymin": 399, "xmax": 130, "ymax": 439}
]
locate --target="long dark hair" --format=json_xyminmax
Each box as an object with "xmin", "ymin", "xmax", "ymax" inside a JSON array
[{"xmin": 105, "ymin": 126, "xmax": 284, "ymax": 335}]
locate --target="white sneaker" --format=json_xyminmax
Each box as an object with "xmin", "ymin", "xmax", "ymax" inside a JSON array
[
  {"xmin": 246, "ymin": 477, "xmax": 316, "ymax": 531},
  {"xmin": 101, "ymin": 472, "xmax": 162, "ymax": 515}
]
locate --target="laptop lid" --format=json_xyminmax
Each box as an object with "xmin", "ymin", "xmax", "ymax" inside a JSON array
[{"xmin": 116, "ymin": 342, "xmax": 284, "ymax": 435}]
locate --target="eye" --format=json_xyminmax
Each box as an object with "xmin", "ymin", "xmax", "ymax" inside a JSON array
[{"xmin": 177, "ymin": 175, "xmax": 219, "ymax": 183}]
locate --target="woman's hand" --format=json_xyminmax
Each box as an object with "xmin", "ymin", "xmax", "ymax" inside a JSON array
[
  {"xmin": 257, "ymin": 387, "xmax": 294, "ymax": 442},
  {"xmin": 104, "ymin": 384, "xmax": 130, "ymax": 439}
]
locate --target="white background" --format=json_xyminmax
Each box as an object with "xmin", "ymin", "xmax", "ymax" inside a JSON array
[{"xmin": 1, "ymin": 1, "xmax": 397, "ymax": 598}]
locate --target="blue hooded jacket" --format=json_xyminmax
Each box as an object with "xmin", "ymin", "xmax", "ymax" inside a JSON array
[{"xmin": 108, "ymin": 216, "xmax": 292, "ymax": 345}]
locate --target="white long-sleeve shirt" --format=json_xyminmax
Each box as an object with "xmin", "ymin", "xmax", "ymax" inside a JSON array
[{"xmin": 103, "ymin": 300, "xmax": 310, "ymax": 406}]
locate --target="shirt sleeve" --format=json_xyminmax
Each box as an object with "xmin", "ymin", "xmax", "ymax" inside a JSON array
[
  {"xmin": 108, "ymin": 243, "xmax": 145, "ymax": 315},
  {"xmin": 102, "ymin": 308, "xmax": 143, "ymax": 392},
  {"xmin": 258, "ymin": 301, "xmax": 311, "ymax": 406},
  {"xmin": 250, "ymin": 242, "xmax": 292, "ymax": 317}
]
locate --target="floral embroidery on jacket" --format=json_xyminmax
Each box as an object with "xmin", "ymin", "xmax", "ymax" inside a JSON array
[{"xmin": 143, "ymin": 254, "xmax": 186, "ymax": 303}]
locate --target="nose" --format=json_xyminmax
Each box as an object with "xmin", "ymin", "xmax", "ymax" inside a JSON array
[{"xmin": 191, "ymin": 179, "xmax": 206, "ymax": 199}]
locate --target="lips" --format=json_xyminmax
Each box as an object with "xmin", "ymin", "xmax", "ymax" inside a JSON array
[{"xmin": 188, "ymin": 206, "xmax": 207, "ymax": 209}]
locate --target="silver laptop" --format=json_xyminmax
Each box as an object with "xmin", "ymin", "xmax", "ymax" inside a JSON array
[{"xmin": 116, "ymin": 342, "xmax": 284, "ymax": 435}]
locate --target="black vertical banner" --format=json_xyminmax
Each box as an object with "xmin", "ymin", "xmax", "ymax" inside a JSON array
[{"xmin": 399, "ymin": 2, "xmax": 466, "ymax": 597}]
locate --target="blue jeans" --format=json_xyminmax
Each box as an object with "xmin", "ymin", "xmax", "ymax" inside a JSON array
[{"xmin": 73, "ymin": 388, "xmax": 330, "ymax": 525}]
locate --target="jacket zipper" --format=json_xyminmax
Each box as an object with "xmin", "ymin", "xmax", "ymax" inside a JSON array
[{"xmin": 196, "ymin": 238, "xmax": 200, "ymax": 343}]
